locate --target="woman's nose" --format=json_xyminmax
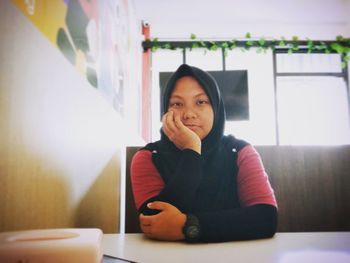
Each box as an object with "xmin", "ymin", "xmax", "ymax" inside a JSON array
[{"xmin": 182, "ymin": 107, "xmax": 197, "ymax": 119}]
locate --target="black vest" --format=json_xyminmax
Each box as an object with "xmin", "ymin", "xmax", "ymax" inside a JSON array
[{"xmin": 142, "ymin": 135, "xmax": 248, "ymax": 213}]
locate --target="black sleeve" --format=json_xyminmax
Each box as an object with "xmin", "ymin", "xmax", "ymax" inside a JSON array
[
  {"xmin": 139, "ymin": 149, "xmax": 203, "ymax": 215},
  {"xmin": 195, "ymin": 204, "xmax": 278, "ymax": 242}
]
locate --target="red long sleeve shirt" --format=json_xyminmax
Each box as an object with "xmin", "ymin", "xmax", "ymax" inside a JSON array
[{"xmin": 131, "ymin": 145, "xmax": 277, "ymax": 210}]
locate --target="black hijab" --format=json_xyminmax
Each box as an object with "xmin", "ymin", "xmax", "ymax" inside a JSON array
[
  {"xmin": 160, "ymin": 64, "xmax": 226, "ymax": 154},
  {"xmin": 143, "ymin": 64, "xmax": 245, "ymax": 213}
]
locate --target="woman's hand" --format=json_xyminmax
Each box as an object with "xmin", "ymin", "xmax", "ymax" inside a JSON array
[
  {"xmin": 162, "ymin": 111, "xmax": 201, "ymax": 154},
  {"xmin": 139, "ymin": 201, "xmax": 186, "ymax": 241}
]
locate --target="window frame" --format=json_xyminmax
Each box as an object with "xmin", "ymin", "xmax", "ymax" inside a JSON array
[
  {"xmin": 148, "ymin": 41, "xmax": 350, "ymax": 146},
  {"xmin": 273, "ymin": 49, "xmax": 350, "ymax": 145}
]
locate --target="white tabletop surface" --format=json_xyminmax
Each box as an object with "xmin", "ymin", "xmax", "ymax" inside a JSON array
[{"xmin": 102, "ymin": 232, "xmax": 350, "ymax": 263}]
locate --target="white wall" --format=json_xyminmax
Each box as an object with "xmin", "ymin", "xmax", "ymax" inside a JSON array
[
  {"xmin": 0, "ymin": 0, "xmax": 140, "ymax": 232},
  {"xmin": 347, "ymin": 0, "xmax": 350, "ymax": 35},
  {"xmin": 133, "ymin": 0, "xmax": 350, "ymax": 40}
]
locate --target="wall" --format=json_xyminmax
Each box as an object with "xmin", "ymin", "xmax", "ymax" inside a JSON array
[
  {"xmin": 0, "ymin": 0, "xmax": 141, "ymax": 233},
  {"xmin": 347, "ymin": 0, "xmax": 350, "ymax": 31},
  {"xmin": 134, "ymin": 0, "xmax": 350, "ymax": 40}
]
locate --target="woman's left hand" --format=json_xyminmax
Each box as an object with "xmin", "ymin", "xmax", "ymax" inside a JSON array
[{"xmin": 139, "ymin": 201, "xmax": 186, "ymax": 241}]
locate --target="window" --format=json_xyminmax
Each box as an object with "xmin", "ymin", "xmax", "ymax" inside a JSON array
[
  {"xmin": 275, "ymin": 53, "xmax": 350, "ymax": 145},
  {"xmin": 150, "ymin": 49, "xmax": 350, "ymax": 145},
  {"xmin": 151, "ymin": 48, "xmax": 276, "ymax": 145}
]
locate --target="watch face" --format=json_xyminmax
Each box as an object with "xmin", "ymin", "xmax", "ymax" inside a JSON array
[{"xmin": 187, "ymin": 225, "xmax": 199, "ymax": 238}]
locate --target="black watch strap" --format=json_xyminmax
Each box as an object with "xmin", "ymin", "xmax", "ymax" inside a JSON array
[{"xmin": 182, "ymin": 214, "xmax": 201, "ymax": 242}]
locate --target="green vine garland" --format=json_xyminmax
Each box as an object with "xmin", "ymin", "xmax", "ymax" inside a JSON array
[{"xmin": 143, "ymin": 33, "xmax": 350, "ymax": 68}]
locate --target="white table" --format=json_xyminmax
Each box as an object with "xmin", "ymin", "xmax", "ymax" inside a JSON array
[{"xmin": 102, "ymin": 232, "xmax": 350, "ymax": 263}]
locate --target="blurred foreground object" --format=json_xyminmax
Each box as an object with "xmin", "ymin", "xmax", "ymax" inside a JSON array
[{"xmin": 0, "ymin": 228, "xmax": 102, "ymax": 263}]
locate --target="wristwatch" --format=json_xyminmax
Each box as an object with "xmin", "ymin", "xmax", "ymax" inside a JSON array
[{"xmin": 182, "ymin": 214, "xmax": 201, "ymax": 242}]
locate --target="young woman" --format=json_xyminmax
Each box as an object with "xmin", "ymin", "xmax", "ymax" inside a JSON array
[{"xmin": 131, "ymin": 64, "xmax": 277, "ymax": 243}]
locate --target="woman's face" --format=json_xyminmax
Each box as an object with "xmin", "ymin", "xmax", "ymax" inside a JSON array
[{"xmin": 168, "ymin": 76, "xmax": 214, "ymax": 140}]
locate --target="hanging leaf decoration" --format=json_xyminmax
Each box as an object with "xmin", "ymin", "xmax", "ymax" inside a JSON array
[{"xmin": 143, "ymin": 33, "xmax": 350, "ymax": 68}]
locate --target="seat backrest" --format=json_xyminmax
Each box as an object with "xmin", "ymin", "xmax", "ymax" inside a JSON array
[
  {"xmin": 255, "ymin": 145, "xmax": 350, "ymax": 232},
  {"xmin": 125, "ymin": 145, "xmax": 350, "ymax": 232},
  {"xmin": 125, "ymin": 146, "xmax": 142, "ymax": 233}
]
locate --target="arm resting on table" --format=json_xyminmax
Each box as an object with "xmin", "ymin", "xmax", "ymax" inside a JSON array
[{"xmin": 195, "ymin": 204, "xmax": 278, "ymax": 242}]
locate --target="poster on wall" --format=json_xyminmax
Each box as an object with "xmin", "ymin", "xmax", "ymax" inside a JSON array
[{"xmin": 11, "ymin": 0, "xmax": 141, "ymax": 118}]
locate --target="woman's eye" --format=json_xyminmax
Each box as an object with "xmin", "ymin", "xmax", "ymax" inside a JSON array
[
  {"xmin": 197, "ymin": 100, "xmax": 209, "ymax": 105},
  {"xmin": 170, "ymin": 102, "xmax": 182, "ymax": 107}
]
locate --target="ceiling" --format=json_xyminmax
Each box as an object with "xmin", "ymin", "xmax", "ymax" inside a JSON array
[{"xmin": 132, "ymin": 0, "xmax": 350, "ymax": 39}]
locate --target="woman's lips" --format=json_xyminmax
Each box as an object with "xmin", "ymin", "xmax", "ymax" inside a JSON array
[{"xmin": 185, "ymin": 124, "xmax": 200, "ymax": 130}]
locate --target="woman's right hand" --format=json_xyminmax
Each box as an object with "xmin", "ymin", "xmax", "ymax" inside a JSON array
[
  {"xmin": 162, "ymin": 111, "xmax": 201, "ymax": 154},
  {"xmin": 139, "ymin": 201, "xmax": 186, "ymax": 241}
]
